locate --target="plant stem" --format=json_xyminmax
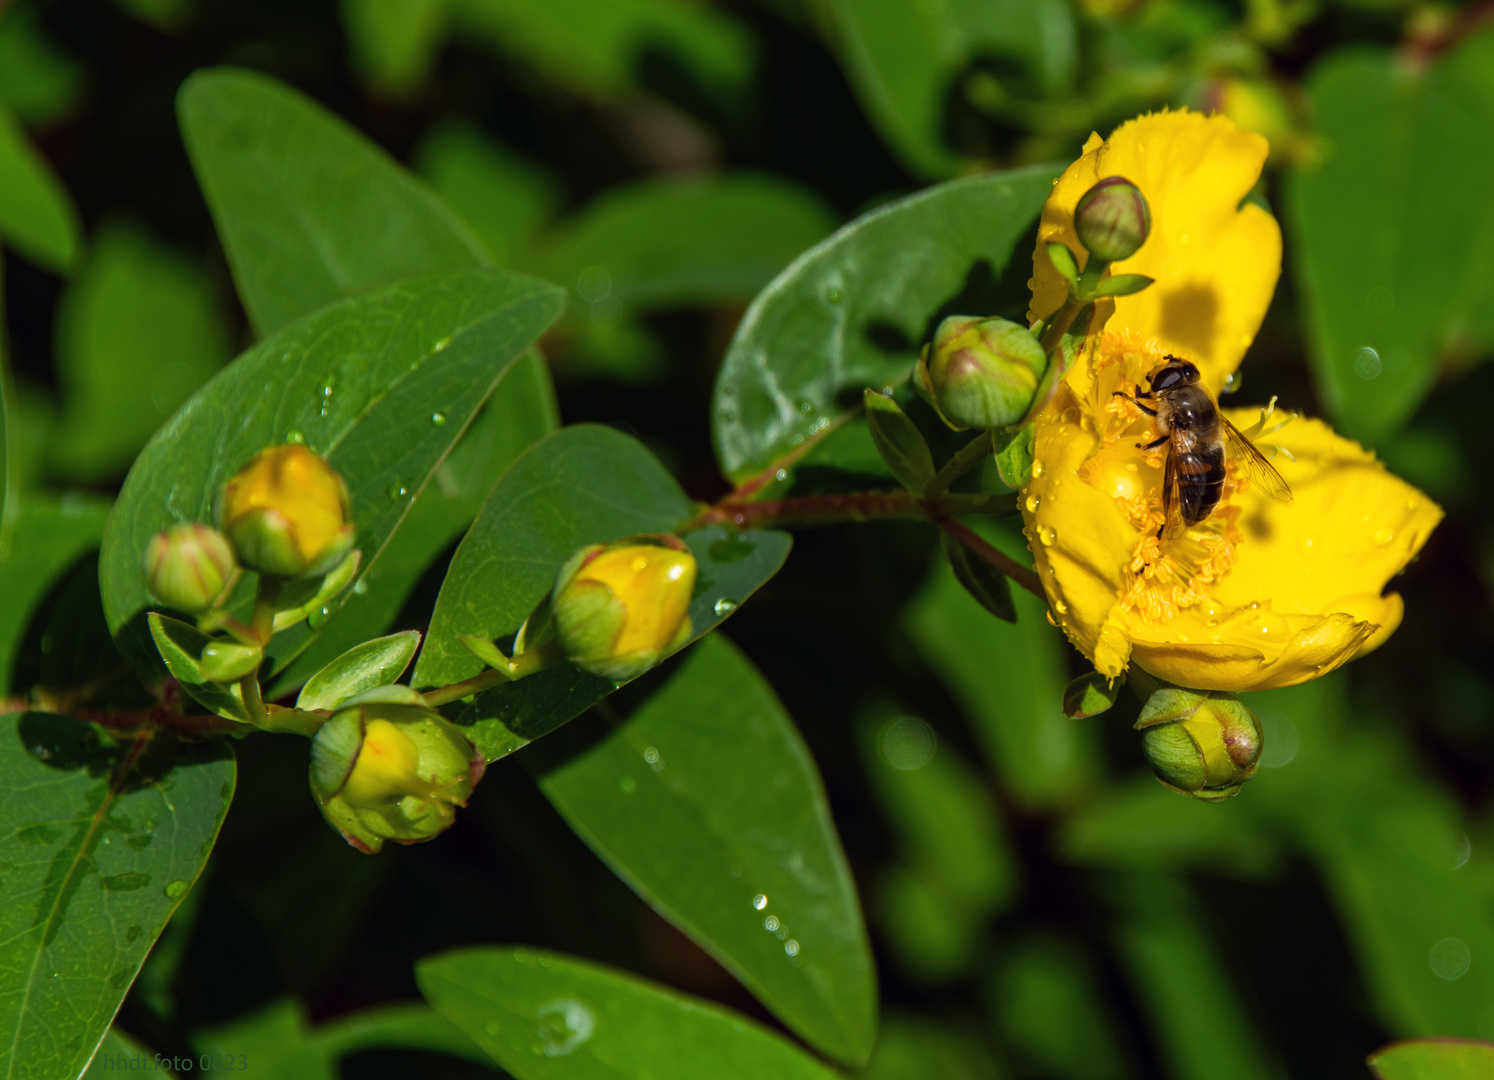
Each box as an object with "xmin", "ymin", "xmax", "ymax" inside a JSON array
[
  {"xmin": 688, "ymin": 489, "xmax": 1014, "ymax": 532},
  {"xmin": 936, "ymin": 516, "xmax": 1046, "ymax": 600},
  {"xmin": 422, "ymin": 640, "xmax": 566, "ymax": 707},
  {"xmin": 924, "ymin": 430, "xmax": 994, "ymax": 499}
]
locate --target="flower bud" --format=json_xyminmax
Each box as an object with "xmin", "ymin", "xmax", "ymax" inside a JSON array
[
  {"xmin": 217, "ymin": 444, "xmax": 354, "ymax": 580},
  {"xmin": 917, "ymin": 316, "xmax": 1046, "ymax": 431},
  {"xmin": 310, "ymin": 690, "xmax": 481, "ymax": 853},
  {"xmin": 1075, "ymin": 176, "xmax": 1151, "ymax": 262},
  {"xmin": 553, "ymin": 535, "xmax": 696, "ymax": 682},
  {"xmin": 1135, "ymin": 686, "xmax": 1263, "ymax": 801},
  {"xmin": 141, "ymin": 523, "xmax": 237, "ymax": 614}
]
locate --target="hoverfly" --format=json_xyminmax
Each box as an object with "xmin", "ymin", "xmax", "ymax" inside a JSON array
[{"xmin": 1114, "ymin": 355, "xmax": 1292, "ymax": 540}]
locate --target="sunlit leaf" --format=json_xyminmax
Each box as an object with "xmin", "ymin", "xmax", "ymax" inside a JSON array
[
  {"xmin": 534, "ymin": 635, "xmax": 876, "ymax": 1065},
  {"xmin": 414, "ymin": 424, "xmax": 789, "ymax": 761},
  {"xmin": 178, "ymin": 67, "xmax": 489, "ymax": 336},
  {"xmin": 1369, "ymin": 1039, "xmax": 1494, "ymax": 1080},
  {"xmin": 418, "ymin": 947, "xmax": 842, "ymax": 1079},
  {"xmin": 713, "ymin": 166, "xmax": 1056, "ymax": 485},
  {"xmin": 0, "ymin": 714, "xmax": 234, "ymax": 1080},
  {"xmin": 99, "ymin": 269, "xmax": 565, "ymax": 688}
]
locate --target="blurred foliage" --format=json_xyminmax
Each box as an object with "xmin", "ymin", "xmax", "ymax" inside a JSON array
[{"xmin": 0, "ymin": 0, "xmax": 1491, "ymax": 1076}]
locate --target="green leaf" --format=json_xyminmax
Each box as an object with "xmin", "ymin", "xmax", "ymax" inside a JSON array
[
  {"xmin": 457, "ymin": 0, "xmax": 753, "ymax": 103},
  {"xmin": 713, "ymin": 166, "xmax": 1058, "ymax": 485},
  {"xmin": 994, "ymin": 423, "xmax": 1035, "ymax": 489},
  {"xmin": 0, "ymin": 713, "xmax": 234, "ymax": 1080},
  {"xmin": 147, "ymin": 614, "xmax": 256, "ymax": 723},
  {"xmin": 270, "ymin": 347, "xmax": 558, "ymax": 697},
  {"xmin": 416, "ymin": 121, "xmax": 558, "ymax": 267},
  {"xmin": 177, "ymin": 67, "xmax": 490, "ymax": 336},
  {"xmin": 1091, "ymin": 273, "xmax": 1154, "ymax": 298},
  {"xmin": 414, "ymin": 425, "xmax": 790, "ymax": 761},
  {"xmin": 83, "ymin": 1028, "xmax": 175, "ymax": 1077},
  {"xmin": 1108, "ymin": 874, "xmax": 1281, "ymax": 1080},
  {"xmin": 989, "ymin": 934, "xmax": 1128, "ymax": 1080},
  {"xmin": 191, "ymin": 998, "xmax": 490, "ymax": 1078},
  {"xmin": 863, "ymin": 390, "xmax": 934, "ymax": 493},
  {"xmin": 827, "ymin": 0, "xmax": 1075, "ymax": 176},
  {"xmin": 0, "ymin": 495, "xmax": 113, "ymax": 697},
  {"xmin": 50, "ymin": 222, "xmax": 229, "ymax": 482},
  {"xmin": 1062, "ymin": 671, "xmax": 1121, "ymax": 719},
  {"xmin": 534, "ymin": 635, "xmax": 876, "ymax": 1065},
  {"xmin": 939, "ymin": 531, "xmax": 1015, "ymax": 623},
  {"xmin": 296, "ymin": 630, "xmax": 421, "ymax": 712},
  {"xmin": 0, "ymin": 7, "xmax": 85, "ymax": 127},
  {"xmin": 342, "ymin": 0, "xmax": 459, "ymax": 98},
  {"xmin": 99, "ymin": 268, "xmax": 565, "ymax": 688},
  {"xmin": 418, "ymin": 946, "xmax": 842, "ymax": 1079},
  {"xmin": 533, "ymin": 174, "xmax": 836, "ymax": 311},
  {"xmin": 0, "ymin": 103, "xmax": 79, "ymax": 271},
  {"xmin": 906, "ymin": 526, "xmax": 1098, "ymax": 810},
  {"xmin": 1284, "ymin": 26, "xmax": 1494, "ymax": 442},
  {"xmin": 858, "ymin": 712, "xmax": 1016, "ymax": 982},
  {"xmin": 1369, "ymin": 1040, "xmax": 1494, "ymax": 1080}
]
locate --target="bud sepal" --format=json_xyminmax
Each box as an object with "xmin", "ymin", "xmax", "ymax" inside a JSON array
[
  {"xmin": 917, "ymin": 315, "xmax": 1046, "ymax": 431},
  {"xmin": 1134, "ymin": 685, "xmax": 1264, "ymax": 801},
  {"xmin": 141, "ymin": 523, "xmax": 238, "ymax": 615},
  {"xmin": 309, "ymin": 690, "xmax": 482, "ymax": 853},
  {"xmin": 553, "ymin": 535, "xmax": 696, "ymax": 683}
]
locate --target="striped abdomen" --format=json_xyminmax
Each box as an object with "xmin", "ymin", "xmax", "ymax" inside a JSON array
[{"xmin": 1162, "ymin": 386, "xmax": 1225, "ymax": 525}]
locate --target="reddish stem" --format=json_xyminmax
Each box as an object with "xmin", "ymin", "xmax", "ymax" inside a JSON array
[{"xmin": 936, "ymin": 516, "xmax": 1046, "ymax": 600}]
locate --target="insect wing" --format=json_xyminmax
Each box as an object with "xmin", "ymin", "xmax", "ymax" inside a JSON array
[
  {"xmin": 1222, "ymin": 416, "xmax": 1293, "ymax": 503},
  {"xmin": 1159, "ymin": 448, "xmax": 1188, "ymax": 541}
]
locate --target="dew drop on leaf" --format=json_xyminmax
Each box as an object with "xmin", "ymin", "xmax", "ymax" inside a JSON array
[
  {"xmin": 431, "ymin": 412, "xmax": 447, "ymax": 426},
  {"xmin": 714, "ymin": 598, "xmax": 739, "ymax": 616}
]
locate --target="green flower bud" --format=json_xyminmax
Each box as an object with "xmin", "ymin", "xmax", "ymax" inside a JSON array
[
  {"xmin": 218, "ymin": 444, "xmax": 355, "ymax": 580},
  {"xmin": 1075, "ymin": 176, "xmax": 1151, "ymax": 262},
  {"xmin": 916, "ymin": 315, "xmax": 1046, "ymax": 431},
  {"xmin": 309, "ymin": 689, "xmax": 481, "ymax": 853},
  {"xmin": 1135, "ymin": 686, "xmax": 1263, "ymax": 801},
  {"xmin": 199, "ymin": 640, "xmax": 263, "ymax": 683},
  {"xmin": 553, "ymin": 535, "xmax": 696, "ymax": 683},
  {"xmin": 141, "ymin": 523, "xmax": 237, "ymax": 614}
]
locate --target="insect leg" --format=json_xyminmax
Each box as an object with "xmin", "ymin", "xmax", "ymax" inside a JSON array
[{"xmin": 1111, "ymin": 391, "xmax": 1158, "ymax": 417}]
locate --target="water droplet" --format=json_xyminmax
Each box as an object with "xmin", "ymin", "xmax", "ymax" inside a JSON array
[
  {"xmin": 164, "ymin": 880, "xmax": 189, "ymax": 899},
  {"xmin": 721, "ymin": 411, "xmax": 736, "ymax": 423},
  {"xmin": 388, "ymin": 482, "xmax": 408, "ymax": 500},
  {"xmin": 1054, "ymin": 599, "xmax": 1068, "ymax": 614},
  {"xmin": 643, "ymin": 746, "xmax": 660, "ymax": 765},
  {"xmin": 775, "ymin": 469, "xmax": 787, "ymax": 482},
  {"xmin": 431, "ymin": 412, "xmax": 447, "ymax": 426},
  {"xmin": 764, "ymin": 915, "xmax": 781, "ymax": 931},
  {"xmin": 824, "ymin": 286, "xmax": 841, "ymax": 304},
  {"xmin": 1031, "ymin": 459, "xmax": 1044, "ymax": 477},
  {"xmin": 1430, "ymin": 938, "xmax": 1471, "ymax": 980},
  {"xmin": 285, "ymin": 430, "xmax": 305, "ymax": 444},
  {"xmin": 1038, "ymin": 526, "xmax": 1056, "ymax": 547},
  {"xmin": 619, "ymin": 775, "xmax": 637, "ymax": 794},
  {"xmin": 1222, "ymin": 370, "xmax": 1243, "ymax": 395},
  {"xmin": 753, "ymin": 894, "xmax": 768, "ymax": 910},
  {"xmin": 1374, "ymin": 527, "xmax": 1394, "ymax": 545},
  {"xmin": 713, "ymin": 598, "xmax": 739, "ymax": 616},
  {"xmin": 1046, "ymin": 610, "xmax": 1058, "ymax": 627},
  {"xmin": 798, "ymin": 400, "xmax": 814, "ymax": 414},
  {"xmin": 353, "ymin": 579, "xmax": 369, "ymax": 595},
  {"xmin": 784, "ymin": 939, "xmax": 800, "ymax": 957},
  {"xmin": 432, "ymin": 335, "xmax": 452, "ymax": 353},
  {"xmin": 1025, "ymin": 493, "xmax": 1041, "ymax": 513},
  {"xmin": 880, "ymin": 717, "xmax": 935, "ymax": 770}
]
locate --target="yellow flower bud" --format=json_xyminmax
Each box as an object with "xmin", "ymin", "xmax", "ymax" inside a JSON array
[
  {"xmin": 917, "ymin": 316, "xmax": 1046, "ymax": 431},
  {"xmin": 553, "ymin": 536, "xmax": 696, "ymax": 682},
  {"xmin": 218, "ymin": 444, "xmax": 354, "ymax": 579},
  {"xmin": 141, "ymin": 522, "xmax": 237, "ymax": 614},
  {"xmin": 1135, "ymin": 687, "xmax": 1263, "ymax": 801},
  {"xmin": 310, "ymin": 692, "xmax": 479, "ymax": 853}
]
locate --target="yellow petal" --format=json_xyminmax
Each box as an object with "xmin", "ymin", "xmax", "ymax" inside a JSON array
[
  {"xmin": 1212, "ymin": 411, "xmax": 1442, "ymax": 618},
  {"xmin": 1029, "ymin": 110, "xmax": 1281, "ymax": 391}
]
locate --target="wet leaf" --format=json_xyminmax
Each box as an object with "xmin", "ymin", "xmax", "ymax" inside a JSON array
[
  {"xmin": 0, "ymin": 714, "xmax": 234, "ymax": 1080},
  {"xmin": 534, "ymin": 635, "xmax": 876, "ymax": 1065}
]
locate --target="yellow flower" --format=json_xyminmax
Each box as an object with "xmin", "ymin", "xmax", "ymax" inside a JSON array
[
  {"xmin": 218, "ymin": 444, "xmax": 355, "ymax": 579},
  {"xmin": 1019, "ymin": 111, "xmax": 1442, "ymax": 692}
]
